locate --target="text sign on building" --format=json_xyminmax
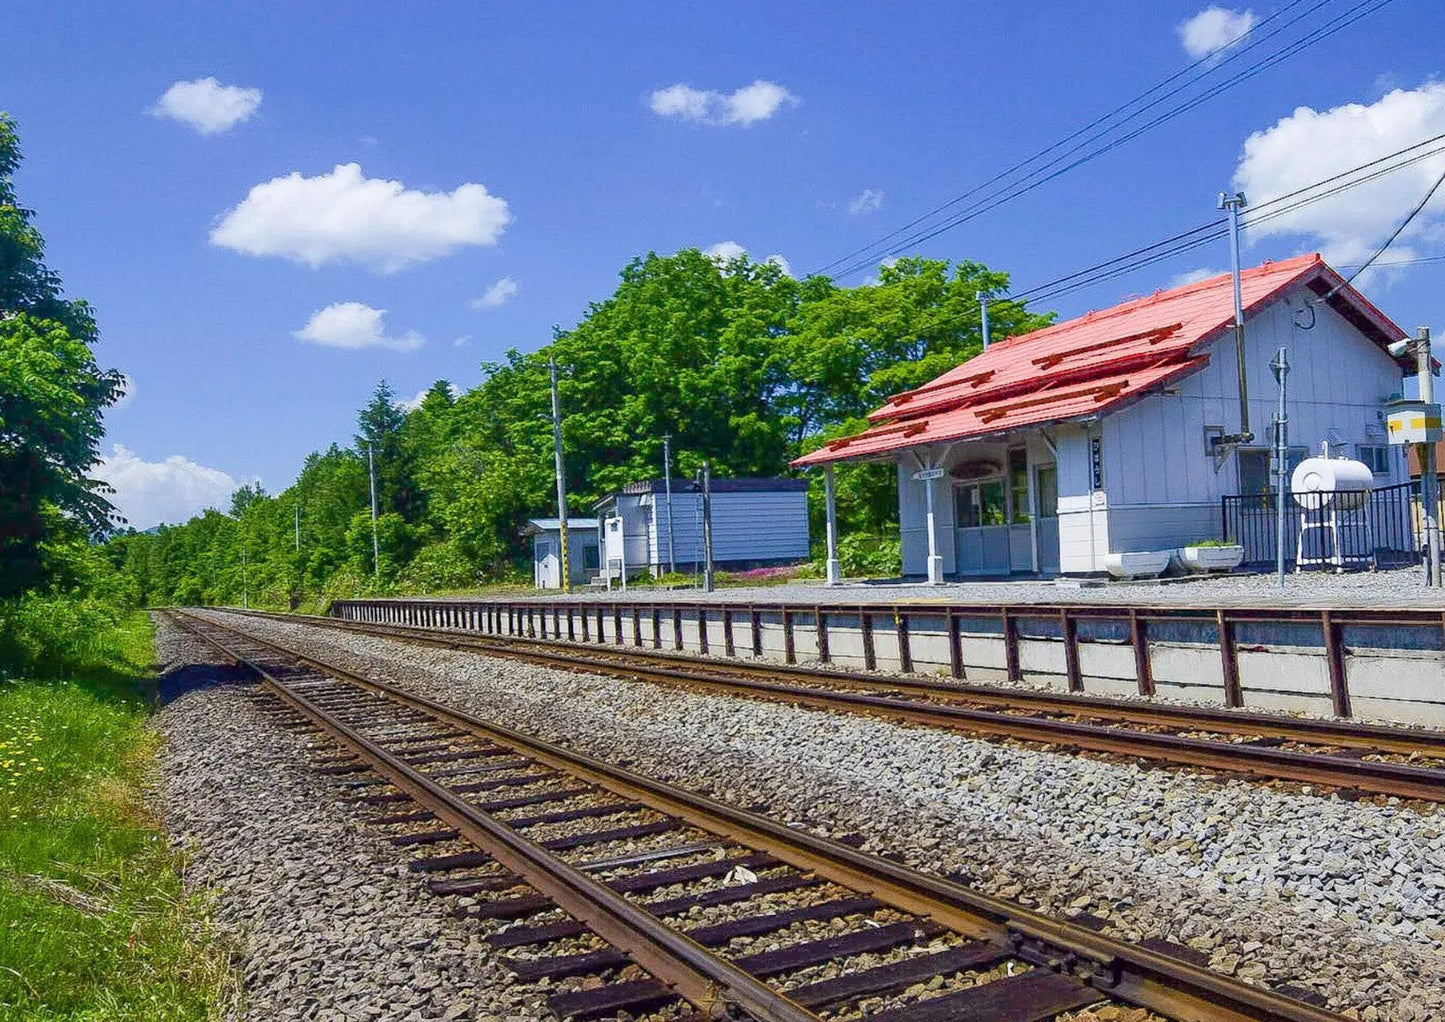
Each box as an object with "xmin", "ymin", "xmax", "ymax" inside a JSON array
[
  {"xmin": 1386, "ymin": 399, "xmax": 1443, "ymax": 445},
  {"xmin": 1089, "ymin": 436, "xmax": 1104, "ymax": 491},
  {"xmin": 911, "ymin": 468, "xmax": 945, "ymax": 481}
]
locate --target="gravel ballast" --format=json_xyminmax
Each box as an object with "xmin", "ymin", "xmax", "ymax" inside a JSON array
[
  {"xmin": 201, "ymin": 609, "xmax": 1445, "ymax": 1022},
  {"xmin": 152, "ymin": 616, "xmax": 549, "ymax": 1022}
]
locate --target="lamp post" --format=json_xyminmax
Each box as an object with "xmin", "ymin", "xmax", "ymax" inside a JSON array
[{"xmin": 1417, "ymin": 327, "xmax": 1441, "ymax": 587}]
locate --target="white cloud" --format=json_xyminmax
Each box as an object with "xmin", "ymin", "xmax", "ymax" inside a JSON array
[
  {"xmin": 110, "ymin": 374, "xmax": 135, "ymax": 412},
  {"xmin": 847, "ymin": 188, "xmax": 885, "ymax": 215},
  {"xmin": 149, "ymin": 77, "xmax": 262, "ymax": 135},
  {"xmin": 765, "ymin": 253, "xmax": 793, "ymax": 276},
  {"xmin": 293, "ymin": 302, "xmax": 424, "ymax": 352},
  {"xmin": 704, "ymin": 240, "xmax": 748, "ymax": 262},
  {"xmin": 1178, "ymin": 7, "xmax": 1256, "ymax": 60},
  {"xmin": 452, "ymin": 334, "xmax": 473, "ymax": 348},
  {"xmin": 98, "ymin": 443, "xmax": 240, "ymax": 530},
  {"xmin": 650, "ymin": 80, "xmax": 797, "ymax": 126},
  {"xmin": 210, "ymin": 163, "xmax": 511, "ymax": 273},
  {"xmin": 398, "ymin": 383, "xmax": 461, "ymax": 411},
  {"xmin": 1168, "ymin": 267, "xmax": 1223, "ymax": 287},
  {"xmin": 471, "ymin": 276, "xmax": 519, "ymax": 309},
  {"xmin": 1233, "ymin": 82, "xmax": 1445, "ymax": 265},
  {"xmin": 702, "ymin": 241, "xmax": 791, "ymax": 276}
]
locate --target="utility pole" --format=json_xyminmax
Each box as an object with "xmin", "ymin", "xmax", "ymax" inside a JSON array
[
  {"xmin": 700, "ymin": 461, "xmax": 715, "ymax": 593},
  {"xmin": 1418, "ymin": 327, "xmax": 1441, "ymax": 587},
  {"xmin": 662, "ymin": 434, "xmax": 677, "ymax": 575},
  {"xmin": 979, "ymin": 292, "xmax": 992, "ymax": 350},
  {"xmin": 1217, "ymin": 191, "xmax": 1253, "ymax": 447},
  {"xmin": 241, "ymin": 543, "xmax": 249, "ymax": 610},
  {"xmin": 1270, "ymin": 347, "xmax": 1289, "ymax": 588},
  {"xmin": 549, "ymin": 358, "xmax": 571, "ymax": 592},
  {"xmin": 366, "ymin": 443, "xmax": 380, "ymax": 576}
]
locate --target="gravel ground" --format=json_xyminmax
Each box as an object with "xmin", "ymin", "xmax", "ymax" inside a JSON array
[
  {"xmin": 151, "ymin": 616, "xmax": 550, "ymax": 1022},
  {"xmin": 430, "ymin": 565, "xmax": 1445, "ymax": 609},
  {"xmin": 202, "ymin": 609, "xmax": 1445, "ymax": 1022}
]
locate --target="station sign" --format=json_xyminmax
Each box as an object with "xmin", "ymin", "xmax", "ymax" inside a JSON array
[
  {"xmin": 911, "ymin": 468, "xmax": 945, "ymax": 481},
  {"xmin": 1386, "ymin": 398, "xmax": 1443, "ymax": 445}
]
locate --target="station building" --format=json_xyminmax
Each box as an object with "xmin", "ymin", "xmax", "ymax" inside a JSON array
[{"xmin": 794, "ymin": 254, "xmax": 1412, "ymax": 579}]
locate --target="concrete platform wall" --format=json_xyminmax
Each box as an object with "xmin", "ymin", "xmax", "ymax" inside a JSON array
[{"xmin": 331, "ymin": 599, "xmax": 1445, "ymax": 727}]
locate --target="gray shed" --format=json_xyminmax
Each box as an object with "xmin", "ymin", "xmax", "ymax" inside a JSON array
[
  {"xmin": 593, "ymin": 478, "xmax": 809, "ymax": 580},
  {"xmin": 522, "ymin": 517, "xmax": 600, "ymax": 589}
]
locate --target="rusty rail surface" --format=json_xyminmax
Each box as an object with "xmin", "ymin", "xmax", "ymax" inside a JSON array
[
  {"xmin": 177, "ymin": 608, "xmax": 1347, "ymax": 1022},
  {"xmin": 231, "ymin": 608, "xmax": 1445, "ymax": 802}
]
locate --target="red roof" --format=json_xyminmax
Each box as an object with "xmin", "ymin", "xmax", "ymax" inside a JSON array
[{"xmin": 794, "ymin": 253, "xmax": 1407, "ymax": 467}]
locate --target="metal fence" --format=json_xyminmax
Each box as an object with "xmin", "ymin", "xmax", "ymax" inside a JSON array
[{"xmin": 1221, "ymin": 477, "xmax": 1437, "ymax": 569}]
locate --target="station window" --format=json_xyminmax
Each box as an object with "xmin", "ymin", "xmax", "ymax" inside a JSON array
[
  {"xmin": 1356, "ymin": 445, "xmax": 1392, "ymax": 476},
  {"xmin": 1036, "ymin": 464, "xmax": 1059, "ymax": 518},
  {"xmin": 1007, "ymin": 448, "xmax": 1030, "ymax": 523},
  {"xmin": 1238, "ymin": 447, "xmax": 1307, "ymax": 494},
  {"xmin": 955, "ymin": 479, "xmax": 1006, "ymax": 527}
]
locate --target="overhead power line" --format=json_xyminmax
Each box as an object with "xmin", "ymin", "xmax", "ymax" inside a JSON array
[
  {"xmin": 814, "ymin": 0, "xmax": 1403, "ymax": 281},
  {"xmin": 997, "ymin": 133, "xmax": 1445, "ymax": 307}
]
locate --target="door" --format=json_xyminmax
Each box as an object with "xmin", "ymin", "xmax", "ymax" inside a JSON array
[
  {"xmin": 954, "ymin": 478, "xmax": 1011, "ymax": 574},
  {"xmin": 1035, "ymin": 463, "xmax": 1060, "ymax": 574}
]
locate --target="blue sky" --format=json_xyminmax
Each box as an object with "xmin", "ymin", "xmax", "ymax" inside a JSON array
[{"xmin": 4, "ymin": 0, "xmax": 1444, "ymax": 527}]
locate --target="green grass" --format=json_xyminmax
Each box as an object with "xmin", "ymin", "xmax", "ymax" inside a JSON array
[{"xmin": 0, "ymin": 611, "xmax": 235, "ymax": 1021}]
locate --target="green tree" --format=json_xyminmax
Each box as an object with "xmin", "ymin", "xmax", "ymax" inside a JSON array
[{"xmin": 0, "ymin": 114, "xmax": 122, "ymax": 596}]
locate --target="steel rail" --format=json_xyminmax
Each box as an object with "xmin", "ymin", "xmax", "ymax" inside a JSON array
[
  {"xmin": 166, "ymin": 611, "xmax": 820, "ymax": 1022},
  {"xmin": 225, "ymin": 609, "xmax": 1445, "ymax": 801},
  {"xmin": 243, "ymin": 608, "xmax": 1445, "ymax": 757},
  {"xmin": 177, "ymin": 608, "xmax": 1346, "ymax": 1022}
]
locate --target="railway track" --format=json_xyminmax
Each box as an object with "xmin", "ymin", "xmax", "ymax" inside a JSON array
[
  {"xmin": 226, "ymin": 608, "xmax": 1445, "ymax": 803},
  {"xmin": 171, "ymin": 607, "xmax": 1348, "ymax": 1022}
]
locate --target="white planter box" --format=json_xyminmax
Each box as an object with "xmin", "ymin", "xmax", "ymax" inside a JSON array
[
  {"xmin": 1102, "ymin": 550, "xmax": 1173, "ymax": 579},
  {"xmin": 1176, "ymin": 545, "xmax": 1244, "ymax": 573}
]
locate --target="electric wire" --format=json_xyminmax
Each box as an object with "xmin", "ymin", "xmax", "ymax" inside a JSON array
[
  {"xmin": 807, "ymin": 0, "xmax": 1320, "ymax": 277},
  {"xmin": 817, "ymin": 0, "xmax": 1403, "ymax": 281},
  {"xmin": 1002, "ymin": 135, "xmax": 1445, "ymax": 307}
]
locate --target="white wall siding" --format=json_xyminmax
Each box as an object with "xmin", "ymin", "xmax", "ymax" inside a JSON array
[
  {"xmin": 1104, "ymin": 290, "xmax": 1403, "ymax": 509},
  {"xmin": 633, "ymin": 489, "xmax": 809, "ymax": 569}
]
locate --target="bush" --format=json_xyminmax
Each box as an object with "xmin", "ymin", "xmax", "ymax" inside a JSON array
[
  {"xmin": 398, "ymin": 540, "xmax": 484, "ymax": 593},
  {"xmin": 0, "ymin": 594, "xmax": 130, "ymax": 683},
  {"xmin": 810, "ymin": 532, "xmax": 902, "ymax": 579}
]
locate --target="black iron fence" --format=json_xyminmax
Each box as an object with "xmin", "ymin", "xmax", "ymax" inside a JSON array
[{"xmin": 1221, "ymin": 476, "xmax": 1441, "ymax": 569}]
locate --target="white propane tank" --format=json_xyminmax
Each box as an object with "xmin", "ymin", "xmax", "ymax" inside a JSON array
[{"xmin": 1291, "ymin": 445, "xmax": 1373, "ymax": 511}]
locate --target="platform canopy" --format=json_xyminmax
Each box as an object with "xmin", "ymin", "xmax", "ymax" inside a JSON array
[{"xmin": 793, "ymin": 253, "xmax": 1409, "ymax": 467}]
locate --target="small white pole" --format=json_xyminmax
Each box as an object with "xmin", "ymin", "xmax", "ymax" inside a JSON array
[
  {"xmin": 824, "ymin": 464, "xmax": 840, "ymax": 585},
  {"xmin": 924, "ymin": 470, "xmax": 943, "ymax": 584}
]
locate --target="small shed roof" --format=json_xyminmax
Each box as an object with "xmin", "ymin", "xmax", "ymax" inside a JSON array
[
  {"xmin": 794, "ymin": 253, "xmax": 1408, "ymax": 467},
  {"xmin": 522, "ymin": 517, "xmax": 599, "ymax": 536},
  {"xmin": 619, "ymin": 477, "xmax": 809, "ymax": 495}
]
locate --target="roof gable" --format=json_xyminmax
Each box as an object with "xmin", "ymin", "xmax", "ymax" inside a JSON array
[{"xmin": 795, "ymin": 254, "xmax": 1408, "ymax": 467}]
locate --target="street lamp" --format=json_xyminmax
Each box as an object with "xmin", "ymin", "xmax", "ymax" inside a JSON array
[{"xmin": 1387, "ymin": 327, "xmax": 1441, "ymax": 586}]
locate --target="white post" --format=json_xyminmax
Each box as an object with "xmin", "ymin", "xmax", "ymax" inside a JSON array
[
  {"xmin": 924, "ymin": 470, "xmax": 943, "ymax": 584},
  {"xmin": 824, "ymin": 464, "xmax": 841, "ymax": 585}
]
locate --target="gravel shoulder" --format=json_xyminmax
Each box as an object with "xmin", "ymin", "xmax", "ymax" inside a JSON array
[
  {"xmin": 151, "ymin": 615, "xmax": 547, "ymax": 1022},
  {"xmin": 202, "ymin": 609, "xmax": 1445, "ymax": 1022}
]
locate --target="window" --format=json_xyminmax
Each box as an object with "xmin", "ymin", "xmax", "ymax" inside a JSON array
[
  {"xmin": 1238, "ymin": 447, "xmax": 1306, "ymax": 494},
  {"xmin": 955, "ymin": 480, "xmax": 1006, "ymax": 527},
  {"xmin": 1036, "ymin": 464, "xmax": 1059, "ymax": 518},
  {"xmin": 1357, "ymin": 445, "xmax": 1393, "ymax": 477},
  {"xmin": 1007, "ymin": 448, "xmax": 1030, "ymax": 523}
]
